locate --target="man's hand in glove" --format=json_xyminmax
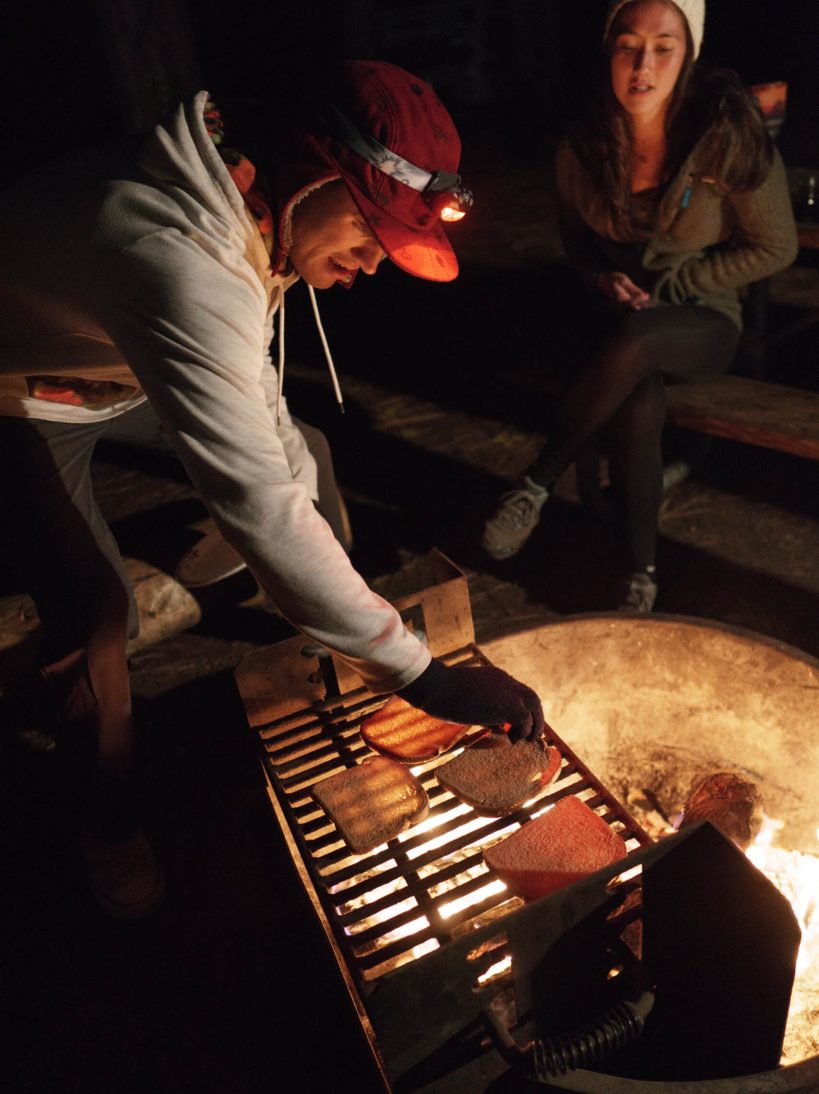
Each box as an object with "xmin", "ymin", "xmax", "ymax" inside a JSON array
[{"xmin": 397, "ymin": 659, "xmax": 545, "ymax": 742}]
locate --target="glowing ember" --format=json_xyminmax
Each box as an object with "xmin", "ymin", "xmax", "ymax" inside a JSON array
[
  {"xmin": 438, "ymin": 879, "xmax": 507, "ymax": 920},
  {"xmin": 401, "ymin": 808, "xmax": 491, "ymax": 859},
  {"xmin": 372, "ymin": 914, "xmax": 431, "ymax": 946},
  {"xmin": 477, "ymin": 955, "xmax": 512, "ymax": 986}
]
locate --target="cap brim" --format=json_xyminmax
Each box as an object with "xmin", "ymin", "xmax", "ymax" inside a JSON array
[
  {"xmin": 345, "ymin": 180, "xmax": 459, "ymax": 283},
  {"xmin": 308, "ymin": 135, "xmax": 459, "ymax": 283}
]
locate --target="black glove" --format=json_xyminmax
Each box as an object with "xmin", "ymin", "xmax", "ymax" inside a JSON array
[{"xmin": 397, "ymin": 659, "xmax": 545, "ymax": 742}]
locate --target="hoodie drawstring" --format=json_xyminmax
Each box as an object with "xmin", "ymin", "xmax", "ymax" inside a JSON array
[
  {"xmin": 275, "ymin": 283, "xmax": 345, "ymax": 425},
  {"xmin": 308, "ymin": 285, "xmax": 345, "ymax": 416},
  {"xmin": 275, "ymin": 283, "xmax": 286, "ymax": 426}
]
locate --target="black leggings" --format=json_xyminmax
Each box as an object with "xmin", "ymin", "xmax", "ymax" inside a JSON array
[{"xmin": 528, "ymin": 304, "xmax": 740, "ymax": 572}]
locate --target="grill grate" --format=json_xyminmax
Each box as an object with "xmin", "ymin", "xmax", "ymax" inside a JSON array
[{"xmin": 252, "ymin": 641, "xmax": 651, "ymax": 984}]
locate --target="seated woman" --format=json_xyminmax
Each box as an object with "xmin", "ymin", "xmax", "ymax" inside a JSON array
[{"xmin": 482, "ymin": 0, "xmax": 797, "ymax": 610}]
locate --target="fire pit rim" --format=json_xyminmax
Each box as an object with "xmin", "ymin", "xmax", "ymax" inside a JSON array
[{"xmin": 494, "ymin": 609, "xmax": 819, "ymax": 673}]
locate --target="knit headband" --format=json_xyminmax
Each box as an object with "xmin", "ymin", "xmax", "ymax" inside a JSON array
[{"xmin": 603, "ymin": 0, "xmax": 705, "ymax": 59}]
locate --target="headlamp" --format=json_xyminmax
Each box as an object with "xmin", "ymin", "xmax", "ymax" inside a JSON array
[
  {"xmin": 316, "ymin": 101, "xmax": 473, "ymax": 223},
  {"xmin": 424, "ymin": 170, "xmax": 474, "ymax": 222}
]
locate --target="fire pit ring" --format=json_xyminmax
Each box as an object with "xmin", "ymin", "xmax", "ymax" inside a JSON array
[{"xmin": 482, "ymin": 612, "xmax": 819, "ymax": 1090}]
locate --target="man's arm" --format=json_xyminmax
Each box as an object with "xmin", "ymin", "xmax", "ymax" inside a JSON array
[
  {"xmin": 101, "ymin": 229, "xmax": 430, "ymax": 691},
  {"xmin": 98, "ymin": 231, "xmax": 544, "ymax": 736}
]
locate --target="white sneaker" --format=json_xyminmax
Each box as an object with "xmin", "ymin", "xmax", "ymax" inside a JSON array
[{"xmin": 175, "ymin": 526, "xmax": 248, "ymax": 588}]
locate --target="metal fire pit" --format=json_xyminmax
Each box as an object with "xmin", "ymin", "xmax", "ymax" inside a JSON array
[{"xmin": 234, "ymin": 553, "xmax": 808, "ymax": 1094}]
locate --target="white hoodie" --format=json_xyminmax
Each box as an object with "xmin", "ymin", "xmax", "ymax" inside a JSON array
[{"xmin": 0, "ymin": 92, "xmax": 432, "ymax": 691}]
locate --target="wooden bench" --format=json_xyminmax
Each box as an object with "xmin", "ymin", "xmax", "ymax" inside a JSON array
[{"xmin": 665, "ymin": 375, "xmax": 819, "ymax": 460}]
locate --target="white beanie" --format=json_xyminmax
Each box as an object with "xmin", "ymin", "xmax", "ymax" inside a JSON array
[{"xmin": 603, "ymin": 0, "xmax": 705, "ymax": 59}]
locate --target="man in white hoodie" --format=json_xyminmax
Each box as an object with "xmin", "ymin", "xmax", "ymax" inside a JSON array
[{"xmin": 0, "ymin": 62, "xmax": 544, "ymax": 918}]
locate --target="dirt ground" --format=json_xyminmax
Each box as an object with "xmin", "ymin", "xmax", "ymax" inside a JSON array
[{"xmin": 2, "ymin": 144, "xmax": 818, "ymax": 1094}]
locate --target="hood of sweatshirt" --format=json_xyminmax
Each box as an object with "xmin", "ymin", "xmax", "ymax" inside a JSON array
[
  {"xmin": 138, "ymin": 91, "xmax": 355, "ymax": 282},
  {"xmin": 137, "ymin": 92, "xmax": 254, "ymax": 234}
]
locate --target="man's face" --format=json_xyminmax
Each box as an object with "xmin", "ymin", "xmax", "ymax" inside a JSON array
[{"xmin": 289, "ymin": 180, "xmax": 386, "ymax": 288}]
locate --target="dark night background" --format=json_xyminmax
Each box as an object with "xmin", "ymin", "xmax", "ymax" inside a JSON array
[
  {"xmin": 6, "ymin": 0, "xmax": 814, "ymax": 382},
  {"xmin": 3, "ymin": 0, "xmax": 818, "ymax": 180},
  {"xmin": 1, "ymin": 3, "xmax": 818, "ymax": 1094}
]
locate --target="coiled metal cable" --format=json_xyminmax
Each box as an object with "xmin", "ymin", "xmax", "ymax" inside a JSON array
[{"xmin": 532, "ymin": 991, "xmax": 656, "ymax": 1080}]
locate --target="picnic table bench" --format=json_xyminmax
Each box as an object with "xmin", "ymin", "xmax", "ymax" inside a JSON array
[{"xmin": 665, "ymin": 375, "xmax": 819, "ymax": 461}]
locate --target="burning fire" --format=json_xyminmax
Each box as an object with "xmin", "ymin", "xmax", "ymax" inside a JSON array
[
  {"xmin": 747, "ymin": 817, "xmax": 819, "ymax": 970},
  {"xmin": 746, "ymin": 815, "xmax": 819, "ymax": 1064}
]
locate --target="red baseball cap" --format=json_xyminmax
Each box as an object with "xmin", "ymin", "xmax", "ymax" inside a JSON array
[{"xmin": 307, "ymin": 61, "xmax": 464, "ymax": 282}]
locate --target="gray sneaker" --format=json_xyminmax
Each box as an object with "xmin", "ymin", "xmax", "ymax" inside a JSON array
[
  {"xmin": 618, "ymin": 572, "xmax": 658, "ymax": 612},
  {"xmin": 482, "ymin": 476, "xmax": 550, "ymax": 559}
]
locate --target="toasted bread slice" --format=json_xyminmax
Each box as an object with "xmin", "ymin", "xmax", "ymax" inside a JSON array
[
  {"xmin": 435, "ymin": 735, "xmax": 561, "ymax": 816},
  {"xmin": 311, "ymin": 756, "xmax": 429, "ymax": 855},
  {"xmin": 360, "ymin": 695, "xmax": 470, "ymax": 763},
  {"xmin": 484, "ymin": 795, "xmax": 628, "ymax": 900}
]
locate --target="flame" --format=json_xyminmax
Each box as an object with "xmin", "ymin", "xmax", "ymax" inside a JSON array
[
  {"xmin": 477, "ymin": 954, "xmax": 512, "ymax": 987},
  {"xmin": 438, "ymin": 879, "xmax": 508, "ymax": 920},
  {"xmin": 403, "ymin": 811, "xmax": 497, "ymax": 862},
  {"xmin": 746, "ymin": 816, "xmax": 819, "ymax": 1063},
  {"xmin": 747, "ymin": 817, "xmax": 819, "ymax": 957}
]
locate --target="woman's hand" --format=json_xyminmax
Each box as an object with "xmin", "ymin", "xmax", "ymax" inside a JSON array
[{"xmin": 596, "ymin": 271, "xmax": 652, "ymax": 310}]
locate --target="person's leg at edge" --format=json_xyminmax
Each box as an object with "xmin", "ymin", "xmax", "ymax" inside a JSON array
[
  {"xmin": 175, "ymin": 416, "xmax": 352, "ymax": 588},
  {"xmin": 296, "ymin": 420, "xmax": 354, "ymax": 552},
  {"xmin": 0, "ymin": 416, "xmax": 163, "ymax": 919}
]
